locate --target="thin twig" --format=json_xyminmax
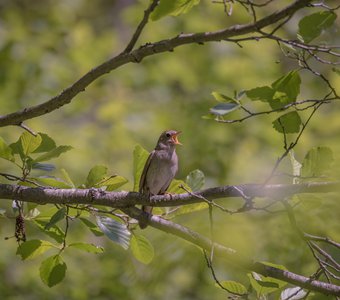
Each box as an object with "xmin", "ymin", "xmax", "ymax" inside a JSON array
[
  {"xmin": 124, "ymin": 0, "xmax": 159, "ymax": 53},
  {"xmin": 18, "ymin": 122, "xmax": 37, "ymax": 136}
]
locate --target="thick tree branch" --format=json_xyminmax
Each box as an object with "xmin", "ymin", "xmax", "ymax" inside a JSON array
[
  {"xmin": 1, "ymin": 181, "xmax": 339, "ymax": 295},
  {"xmin": 123, "ymin": 206, "xmax": 340, "ymax": 296},
  {"xmin": 0, "ymin": 181, "xmax": 338, "ymax": 208},
  {"xmin": 0, "ymin": 0, "xmax": 312, "ymax": 127}
]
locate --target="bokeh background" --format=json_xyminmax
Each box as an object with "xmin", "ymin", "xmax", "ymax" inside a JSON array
[{"xmin": 0, "ymin": 0, "xmax": 339, "ymax": 299}]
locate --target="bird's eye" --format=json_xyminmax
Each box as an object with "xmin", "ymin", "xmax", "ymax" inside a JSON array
[{"xmin": 166, "ymin": 133, "xmax": 171, "ymax": 138}]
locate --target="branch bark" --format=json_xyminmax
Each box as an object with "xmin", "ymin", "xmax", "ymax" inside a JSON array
[
  {"xmin": 122, "ymin": 206, "xmax": 340, "ymax": 296},
  {"xmin": 0, "ymin": 181, "xmax": 338, "ymax": 208},
  {"xmin": 1, "ymin": 181, "xmax": 339, "ymax": 295},
  {"xmin": 0, "ymin": 0, "xmax": 312, "ymax": 127}
]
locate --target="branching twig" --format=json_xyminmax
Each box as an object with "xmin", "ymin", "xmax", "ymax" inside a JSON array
[
  {"xmin": 123, "ymin": 0, "xmax": 159, "ymax": 53},
  {"xmin": 0, "ymin": 0, "xmax": 313, "ymax": 127}
]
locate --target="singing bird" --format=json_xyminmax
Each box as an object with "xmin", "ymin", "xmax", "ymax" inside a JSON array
[{"xmin": 139, "ymin": 130, "xmax": 181, "ymax": 229}]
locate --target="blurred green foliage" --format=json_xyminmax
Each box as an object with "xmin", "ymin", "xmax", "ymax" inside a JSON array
[{"xmin": 0, "ymin": 0, "xmax": 339, "ymax": 299}]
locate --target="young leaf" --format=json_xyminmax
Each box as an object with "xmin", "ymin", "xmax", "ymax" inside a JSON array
[
  {"xmin": 33, "ymin": 133, "xmax": 57, "ymax": 153},
  {"xmin": 60, "ymin": 168, "xmax": 75, "ymax": 188},
  {"xmin": 166, "ymin": 179, "xmax": 208, "ymax": 217},
  {"xmin": 186, "ymin": 169, "xmax": 205, "ymax": 191},
  {"xmin": 246, "ymin": 86, "xmax": 274, "ymax": 103},
  {"xmin": 31, "ymin": 177, "xmax": 72, "ymax": 188},
  {"xmin": 39, "ymin": 254, "xmax": 67, "ymax": 287},
  {"xmin": 133, "ymin": 145, "xmax": 150, "ymax": 192},
  {"xmin": 211, "ymin": 92, "xmax": 238, "ymax": 103},
  {"xmin": 85, "ymin": 165, "xmax": 108, "ymax": 188},
  {"xmin": 105, "ymin": 176, "xmax": 129, "ymax": 191},
  {"xmin": 271, "ymin": 70, "xmax": 301, "ymax": 104},
  {"xmin": 298, "ymin": 11, "xmax": 337, "ymax": 43},
  {"xmin": 34, "ymin": 220, "xmax": 65, "ymax": 244},
  {"xmin": 34, "ymin": 145, "xmax": 73, "ymax": 163},
  {"xmin": 16, "ymin": 239, "xmax": 55, "ymax": 260},
  {"xmin": 0, "ymin": 137, "xmax": 15, "ymax": 162},
  {"xmin": 79, "ymin": 217, "xmax": 104, "ymax": 236},
  {"xmin": 272, "ymin": 111, "xmax": 301, "ymax": 134},
  {"xmin": 167, "ymin": 179, "xmax": 190, "ymax": 194},
  {"xmin": 281, "ymin": 287, "xmax": 307, "ymax": 300},
  {"xmin": 130, "ymin": 234, "xmax": 154, "ymax": 264},
  {"xmin": 151, "ymin": 0, "xmax": 200, "ymax": 21},
  {"xmin": 68, "ymin": 243, "xmax": 104, "ymax": 254},
  {"xmin": 20, "ymin": 132, "xmax": 42, "ymax": 155},
  {"xmin": 248, "ymin": 271, "xmax": 287, "ymax": 296},
  {"xmin": 96, "ymin": 216, "xmax": 131, "ymax": 250},
  {"xmin": 301, "ymin": 146, "xmax": 333, "ymax": 177},
  {"xmin": 45, "ymin": 207, "xmax": 66, "ymax": 230},
  {"xmin": 95, "ymin": 175, "xmax": 128, "ymax": 189},
  {"xmin": 216, "ymin": 280, "xmax": 247, "ymax": 296},
  {"xmin": 209, "ymin": 103, "xmax": 240, "ymax": 116}
]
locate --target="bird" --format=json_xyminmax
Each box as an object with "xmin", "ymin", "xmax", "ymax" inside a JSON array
[{"xmin": 138, "ymin": 130, "xmax": 181, "ymax": 229}]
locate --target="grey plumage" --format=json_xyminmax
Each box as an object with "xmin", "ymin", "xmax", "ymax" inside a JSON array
[{"xmin": 139, "ymin": 130, "xmax": 181, "ymax": 229}]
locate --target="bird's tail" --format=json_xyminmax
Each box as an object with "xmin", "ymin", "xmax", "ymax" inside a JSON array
[{"xmin": 139, "ymin": 206, "xmax": 153, "ymax": 229}]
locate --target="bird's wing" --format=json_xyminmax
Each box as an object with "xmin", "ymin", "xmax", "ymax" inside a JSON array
[{"xmin": 139, "ymin": 150, "xmax": 155, "ymax": 193}]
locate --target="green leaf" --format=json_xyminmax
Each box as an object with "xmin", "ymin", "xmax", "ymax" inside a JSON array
[
  {"xmin": 34, "ymin": 145, "xmax": 73, "ymax": 163},
  {"xmin": 34, "ymin": 220, "xmax": 65, "ymax": 244},
  {"xmin": 97, "ymin": 175, "xmax": 128, "ymax": 191},
  {"xmin": 298, "ymin": 11, "xmax": 337, "ymax": 43},
  {"xmin": 166, "ymin": 179, "xmax": 208, "ymax": 217},
  {"xmin": 45, "ymin": 207, "xmax": 66, "ymax": 230},
  {"xmin": 85, "ymin": 165, "xmax": 108, "ymax": 188},
  {"xmin": 31, "ymin": 177, "xmax": 72, "ymax": 188},
  {"xmin": 201, "ymin": 114, "xmax": 217, "ymax": 120},
  {"xmin": 246, "ymin": 86, "xmax": 275, "ymax": 103},
  {"xmin": 301, "ymin": 146, "xmax": 333, "ymax": 177},
  {"xmin": 20, "ymin": 132, "xmax": 42, "ymax": 155},
  {"xmin": 130, "ymin": 234, "xmax": 154, "ymax": 264},
  {"xmin": 33, "ymin": 133, "xmax": 56, "ymax": 153},
  {"xmin": 9, "ymin": 139, "xmax": 23, "ymax": 156},
  {"xmin": 60, "ymin": 168, "xmax": 75, "ymax": 187},
  {"xmin": 68, "ymin": 243, "xmax": 104, "ymax": 254},
  {"xmin": 209, "ymin": 102, "xmax": 240, "ymax": 116},
  {"xmin": 186, "ymin": 169, "xmax": 205, "ymax": 192},
  {"xmin": 151, "ymin": 0, "xmax": 200, "ymax": 21},
  {"xmin": 248, "ymin": 271, "xmax": 287, "ymax": 296},
  {"xmin": 271, "ymin": 71, "xmax": 301, "ymax": 108},
  {"xmin": 79, "ymin": 217, "xmax": 104, "ymax": 236},
  {"xmin": 0, "ymin": 137, "xmax": 15, "ymax": 162},
  {"xmin": 167, "ymin": 179, "xmax": 189, "ymax": 194},
  {"xmin": 281, "ymin": 287, "xmax": 307, "ymax": 300},
  {"xmin": 216, "ymin": 280, "xmax": 247, "ymax": 296},
  {"xmin": 260, "ymin": 261, "xmax": 287, "ymax": 271},
  {"xmin": 96, "ymin": 216, "xmax": 131, "ymax": 250},
  {"xmin": 39, "ymin": 254, "xmax": 67, "ymax": 287},
  {"xmin": 272, "ymin": 111, "xmax": 301, "ymax": 133},
  {"xmin": 16, "ymin": 239, "xmax": 55, "ymax": 260},
  {"xmin": 133, "ymin": 145, "xmax": 150, "ymax": 192},
  {"xmin": 211, "ymin": 92, "xmax": 239, "ymax": 103}
]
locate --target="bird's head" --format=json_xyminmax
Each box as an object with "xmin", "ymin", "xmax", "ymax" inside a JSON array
[{"xmin": 156, "ymin": 130, "xmax": 182, "ymax": 149}]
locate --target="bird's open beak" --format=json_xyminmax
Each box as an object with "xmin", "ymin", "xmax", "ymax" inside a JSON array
[{"xmin": 172, "ymin": 131, "xmax": 182, "ymax": 145}]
